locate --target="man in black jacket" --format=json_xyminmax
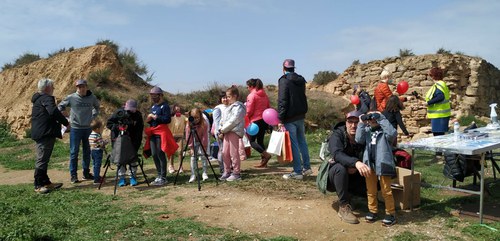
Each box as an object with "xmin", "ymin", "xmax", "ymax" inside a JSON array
[
  {"xmin": 278, "ymin": 59, "xmax": 312, "ymax": 180},
  {"xmin": 327, "ymin": 110, "xmax": 371, "ymax": 224},
  {"xmin": 106, "ymin": 99, "xmax": 144, "ymax": 186},
  {"xmin": 31, "ymin": 78, "xmax": 69, "ymax": 194}
]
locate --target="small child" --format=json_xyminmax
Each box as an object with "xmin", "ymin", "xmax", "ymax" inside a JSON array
[
  {"xmin": 218, "ymin": 85, "xmax": 246, "ymax": 181},
  {"xmin": 89, "ymin": 119, "xmax": 107, "ymax": 185},
  {"xmin": 355, "ymin": 111, "xmax": 397, "ymax": 226},
  {"xmin": 185, "ymin": 108, "xmax": 210, "ymax": 183},
  {"xmin": 382, "ymin": 95, "xmax": 411, "ymax": 145}
]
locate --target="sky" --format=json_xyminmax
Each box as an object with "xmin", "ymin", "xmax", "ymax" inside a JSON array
[{"xmin": 1, "ymin": 0, "xmax": 499, "ymax": 93}]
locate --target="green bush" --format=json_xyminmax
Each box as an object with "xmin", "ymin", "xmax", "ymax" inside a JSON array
[
  {"xmin": 87, "ymin": 68, "xmax": 112, "ymax": 86},
  {"xmin": 0, "ymin": 120, "xmax": 17, "ymax": 147},
  {"xmin": 47, "ymin": 47, "xmax": 75, "ymax": 58},
  {"xmin": 399, "ymin": 48, "xmax": 415, "ymax": 57},
  {"xmin": 93, "ymin": 89, "xmax": 122, "ymax": 108},
  {"xmin": 458, "ymin": 115, "xmax": 487, "ymax": 127},
  {"xmin": 436, "ymin": 48, "xmax": 452, "ymax": 55},
  {"xmin": 312, "ymin": 71, "xmax": 338, "ymax": 85},
  {"xmin": 2, "ymin": 52, "xmax": 41, "ymax": 70},
  {"xmin": 95, "ymin": 39, "xmax": 119, "ymax": 54},
  {"xmin": 351, "ymin": 59, "xmax": 360, "ymax": 65}
]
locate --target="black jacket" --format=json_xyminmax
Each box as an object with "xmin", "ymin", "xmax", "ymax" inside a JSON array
[
  {"xmin": 277, "ymin": 72, "xmax": 308, "ymax": 123},
  {"xmin": 328, "ymin": 122, "xmax": 365, "ymax": 168},
  {"xmin": 106, "ymin": 108, "xmax": 144, "ymax": 152},
  {"xmin": 31, "ymin": 92, "xmax": 69, "ymax": 141},
  {"xmin": 382, "ymin": 110, "xmax": 409, "ymax": 135}
]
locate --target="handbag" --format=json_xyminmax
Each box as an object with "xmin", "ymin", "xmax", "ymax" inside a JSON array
[{"xmin": 267, "ymin": 130, "xmax": 284, "ymax": 155}]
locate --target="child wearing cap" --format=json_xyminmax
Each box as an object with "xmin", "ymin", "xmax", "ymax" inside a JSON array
[
  {"xmin": 106, "ymin": 99, "xmax": 144, "ymax": 186},
  {"xmin": 355, "ymin": 111, "xmax": 397, "ymax": 226}
]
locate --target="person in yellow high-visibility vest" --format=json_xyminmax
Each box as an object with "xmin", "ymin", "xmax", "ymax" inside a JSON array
[{"xmin": 425, "ymin": 67, "xmax": 451, "ymax": 136}]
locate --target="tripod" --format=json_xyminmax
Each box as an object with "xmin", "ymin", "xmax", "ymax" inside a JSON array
[
  {"xmin": 98, "ymin": 133, "xmax": 150, "ymax": 195},
  {"xmin": 174, "ymin": 124, "xmax": 219, "ymax": 190}
]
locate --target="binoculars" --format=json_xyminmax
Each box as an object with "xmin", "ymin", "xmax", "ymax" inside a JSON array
[{"xmin": 361, "ymin": 113, "xmax": 381, "ymax": 121}]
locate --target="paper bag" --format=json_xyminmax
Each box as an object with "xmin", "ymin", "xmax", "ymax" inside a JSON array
[
  {"xmin": 282, "ymin": 131, "xmax": 293, "ymax": 162},
  {"xmin": 267, "ymin": 130, "xmax": 284, "ymax": 155}
]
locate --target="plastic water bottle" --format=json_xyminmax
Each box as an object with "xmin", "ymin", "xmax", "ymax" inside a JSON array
[{"xmin": 453, "ymin": 122, "xmax": 460, "ymax": 141}]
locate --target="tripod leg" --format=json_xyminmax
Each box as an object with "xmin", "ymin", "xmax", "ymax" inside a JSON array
[
  {"xmin": 98, "ymin": 155, "xmax": 111, "ymax": 190},
  {"xmin": 138, "ymin": 156, "xmax": 150, "ymax": 186},
  {"xmin": 114, "ymin": 164, "xmax": 120, "ymax": 195},
  {"xmin": 194, "ymin": 130, "xmax": 219, "ymax": 185},
  {"xmin": 174, "ymin": 132, "xmax": 192, "ymax": 185}
]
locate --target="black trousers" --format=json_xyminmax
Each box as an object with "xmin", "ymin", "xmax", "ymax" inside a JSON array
[
  {"xmin": 249, "ymin": 119, "xmax": 269, "ymax": 154},
  {"xmin": 327, "ymin": 163, "xmax": 366, "ymax": 206},
  {"xmin": 34, "ymin": 136, "xmax": 56, "ymax": 188}
]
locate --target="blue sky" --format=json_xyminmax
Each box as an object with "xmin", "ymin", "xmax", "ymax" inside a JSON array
[{"xmin": 1, "ymin": 0, "xmax": 499, "ymax": 93}]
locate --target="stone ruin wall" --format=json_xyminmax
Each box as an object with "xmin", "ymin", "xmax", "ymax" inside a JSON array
[{"xmin": 311, "ymin": 54, "xmax": 500, "ymax": 141}]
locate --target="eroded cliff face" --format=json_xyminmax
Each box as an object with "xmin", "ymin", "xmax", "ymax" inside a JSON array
[
  {"xmin": 0, "ymin": 45, "xmax": 151, "ymax": 138},
  {"xmin": 309, "ymin": 54, "xmax": 500, "ymax": 140}
]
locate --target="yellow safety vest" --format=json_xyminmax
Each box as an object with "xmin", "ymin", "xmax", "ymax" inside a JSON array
[{"xmin": 425, "ymin": 80, "xmax": 451, "ymax": 119}]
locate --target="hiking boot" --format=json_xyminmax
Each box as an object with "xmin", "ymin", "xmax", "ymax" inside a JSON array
[
  {"xmin": 338, "ymin": 204, "xmax": 359, "ymax": 224},
  {"xmin": 202, "ymin": 172, "xmax": 209, "ymax": 181},
  {"xmin": 365, "ymin": 212, "xmax": 378, "ymax": 223},
  {"xmin": 93, "ymin": 177, "xmax": 104, "ymax": 186},
  {"xmin": 226, "ymin": 174, "xmax": 241, "ymax": 182},
  {"xmin": 34, "ymin": 186, "xmax": 50, "ymax": 194},
  {"xmin": 130, "ymin": 176, "xmax": 138, "ymax": 186},
  {"xmin": 45, "ymin": 182, "xmax": 63, "ymax": 190},
  {"xmin": 118, "ymin": 177, "xmax": 126, "ymax": 187},
  {"xmin": 283, "ymin": 172, "xmax": 303, "ymax": 180},
  {"xmin": 382, "ymin": 215, "xmax": 396, "ymax": 226},
  {"xmin": 255, "ymin": 152, "xmax": 271, "ymax": 168},
  {"xmin": 302, "ymin": 169, "xmax": 313, "ymax": 176},
  {"xmin": 71, "ymin": 175, "xmax": 79, "ymax": 184}
]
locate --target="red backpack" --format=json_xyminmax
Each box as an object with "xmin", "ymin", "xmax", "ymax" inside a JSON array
[{"xmin": 393, "ymin": 149, "xmax": 412, "ymax": 169}]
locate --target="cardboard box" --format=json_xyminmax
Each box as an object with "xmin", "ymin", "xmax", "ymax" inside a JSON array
[{"xmin": 392, "ymin": 167, "xmax": 421, "ymax": 210}]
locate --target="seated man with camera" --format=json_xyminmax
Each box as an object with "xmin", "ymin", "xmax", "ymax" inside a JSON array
[{"xmin": 106, "ymin": 99, "xmax": 144, "ymax": 186}]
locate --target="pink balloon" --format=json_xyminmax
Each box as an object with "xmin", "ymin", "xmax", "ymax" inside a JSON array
[
  {"xmin": 351, "ymin": 95, "xmax": 360, "ymax": 105},
  {"xmin": 262, "ymin": 108, "xmax": 280, "ymax": 126}
]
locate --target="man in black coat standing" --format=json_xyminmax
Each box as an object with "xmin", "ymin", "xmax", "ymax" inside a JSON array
[{"xmin": 31, "ymin": 78, "xmax": 69, "ymax": 194}]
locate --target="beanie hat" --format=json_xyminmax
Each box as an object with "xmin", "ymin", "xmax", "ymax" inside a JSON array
[
  {"xmin": 150, "ymin": 86, "xmax": 163, "ymax": 94},
  {"xmin": 124, "ymin": 99, "xmax": 138, "ymax": 111}
]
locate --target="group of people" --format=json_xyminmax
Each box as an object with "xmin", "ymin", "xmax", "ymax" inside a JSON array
[
  {"xmin": 30, "ymin": 60, "xmax": 451, "ymax": 228},
  {"xmin": 30, "ymin": 58, "xmax": 312, "ymax": 194},
  {"xmin": 326, "ymin": 66, "xmax": 451, "ymax": 226}
]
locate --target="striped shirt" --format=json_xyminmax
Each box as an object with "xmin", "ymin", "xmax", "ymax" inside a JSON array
[{"xmin": 89, "ymin": 131, "xmax": 104, "ymax": 150}]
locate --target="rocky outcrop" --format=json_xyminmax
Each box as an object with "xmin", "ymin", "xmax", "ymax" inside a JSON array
[
  {"xmin": 0, "ymin": 45, "xmax": 151, "ymax": 138},
  {"xmin": 310, "ymin": 54, "xmax": 500, "ymax": 140}
]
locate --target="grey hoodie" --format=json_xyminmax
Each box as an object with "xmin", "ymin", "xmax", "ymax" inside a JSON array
[{"xmin": 58, "ymin": 90, "xmax": 100, "ymax": 129}]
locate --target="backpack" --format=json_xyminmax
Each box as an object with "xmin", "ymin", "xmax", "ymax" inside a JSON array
[
  {"xmin": 319, "ymin": 131, "xmax": 333, "ymax": 161},
  {"xmin": 316, "ymin": 160, "xmax": 331, "ymax": 194},
  {"xmin": 393, "ymin": 148, "xmax": 412, "ymax": 169}
]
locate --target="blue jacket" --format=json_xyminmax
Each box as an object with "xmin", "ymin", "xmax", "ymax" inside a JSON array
[
  {"xmin": 148, "ymin": 101, "xmax": 171, "ymax": 127},
  {"xmin": 355, "ymin": 114, "xmax": 397, "ymax": 177}
]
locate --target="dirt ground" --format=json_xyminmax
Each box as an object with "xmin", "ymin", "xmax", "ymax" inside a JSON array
[{"xmin": 0, "ymin": 158, "xmax": 487, "ymax": 241}]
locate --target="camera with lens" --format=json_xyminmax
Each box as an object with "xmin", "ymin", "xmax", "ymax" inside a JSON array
[
  {"xmin": 361, "ymin": 113, "xmax": 381, "ymax": 121},
  {"xmin": 115, "ymin": 109, "xmax": 131, "ymax": 126},
  {"xmin": 188, "ymin": 116, "xmax": 199, "ymax": 128}
]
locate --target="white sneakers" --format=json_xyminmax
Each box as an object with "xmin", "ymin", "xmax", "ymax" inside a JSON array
[
  {"xmin": 283, "ymin": 172, "xmax": 304, "ymax": 180},
  {"xmin": 189, "ymin": 173, "xmax": 209, "ymax": 183}
]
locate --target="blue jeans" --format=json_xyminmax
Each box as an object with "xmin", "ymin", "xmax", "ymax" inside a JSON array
[
  {"xmin": 284, "ymin": 119, "xmax": 311, "ymax": 174},
  {"xmin": 91, "ymin": 149, "xmax": 103, "ymax": 181},
  {"xmin": 69, "ymin": 128, "xmax": 91, "ymax": 177},
  {"xmin": 150, "ymin": 135, "xmax": 167, "ymax": 178}
]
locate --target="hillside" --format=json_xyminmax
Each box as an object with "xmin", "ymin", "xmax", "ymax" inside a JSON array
[{"xmin": 0, "ymin": 45, "xmax": 153, "ymax": 138}]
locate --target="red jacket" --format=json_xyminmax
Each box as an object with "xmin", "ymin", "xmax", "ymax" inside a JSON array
[
  {"xmin": 246, "ymin": 88, "xmax": 270, "ymax": 123},
  {"xmin": 143, "ymin": 124, "xmax": 179, "ymax": 158},
  {"xmin": 374, "ymin": 82, "xmax": 392, "ymax": 112}
]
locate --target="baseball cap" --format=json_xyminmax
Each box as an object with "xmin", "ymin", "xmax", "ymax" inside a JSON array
[
  {"xmin": 75, "ymin": 79, "xmax": 87, "ymax": 86},
  {"xmin": 124, "ymin": 99, "xmax": 138, "ymax": 112},
  {"xmin": 346, "ymin": 110, "xmax": 361, "ymax": 119},
  {"xmin": 149, "ymin": 86, "xmax": 163, "ymax": 94},
  {"xmin": 283, "ymin": 59, "xmax": 295, "ymax": 68}
]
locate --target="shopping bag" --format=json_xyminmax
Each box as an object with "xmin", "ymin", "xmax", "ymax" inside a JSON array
[
  {"xmin": 282, "ymin": 131, "xmax": 293, "ymax": 162},
  {"xmin": 267, "ymin": 130, "xmax": 284, "ymax": 155}
]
